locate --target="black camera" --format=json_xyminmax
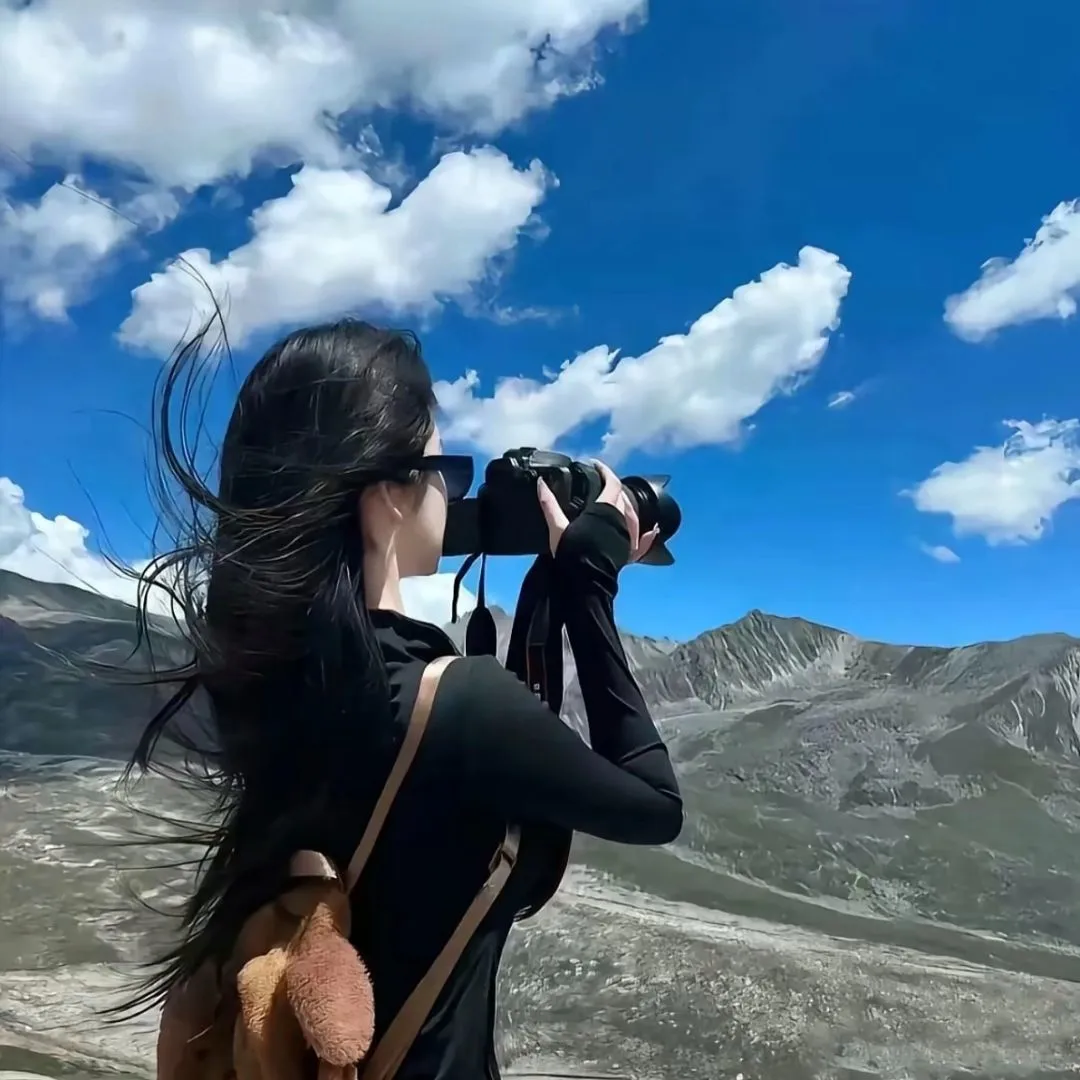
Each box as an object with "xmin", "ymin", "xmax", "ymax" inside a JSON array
[{"xmin": 442, "ymin": 448, "xmax": 681, "ymax": 565}]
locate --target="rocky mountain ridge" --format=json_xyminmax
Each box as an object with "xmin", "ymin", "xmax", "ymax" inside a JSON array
[
  {"xmin": 450, "ymin": 598, "xmax": 1080, "ymax": 762},
  {"xmin": 4, "ymin": 568, "xmax": 1080, "ymax": 762},
  {"xmin": 7, "ymin": 567, "xmax": 1080, "ymax": 1077}
]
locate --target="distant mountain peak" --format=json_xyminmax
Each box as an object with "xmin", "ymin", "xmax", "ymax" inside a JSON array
[
  {"xmin": 729, "ymin": 607, "xmax": 848, "ymax": 637},
  {"xmin": 647, "ymin": 607, "xmax": 853, "ymax": 707}
]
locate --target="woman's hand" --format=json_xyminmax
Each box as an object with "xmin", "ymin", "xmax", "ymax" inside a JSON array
[{"xmin": 537, "ymin": 460, "xmax": 660, "ymax": 563}]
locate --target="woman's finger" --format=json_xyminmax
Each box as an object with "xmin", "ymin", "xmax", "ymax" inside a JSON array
[
  {"xmin": 537, "ymin": 478, "xmax": 569, "ymax": 529},
  {"xmin": 593, "ymin": 460, "xmax": 623, "ymax": 506},
  {"xmin": 632, "ymin": 525, "xmax": 660, "ymax": 563},
  {"xmin": 621, "ymin": 491, "xmax": 641, "ymax": 553},
  {"xmin": 537, "ymin": 478, "xmax": 570, "ymax": 553}
]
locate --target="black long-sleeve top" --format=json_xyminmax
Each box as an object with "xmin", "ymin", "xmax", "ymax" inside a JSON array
[{"xmin": 340, "ymin": 502, "xmax": 683, "ymax": 1080}]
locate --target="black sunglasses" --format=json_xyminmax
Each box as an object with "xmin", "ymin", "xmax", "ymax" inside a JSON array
[{"xmin": 408, "ymin": 454, "xmax": 474, "ymax": 503}]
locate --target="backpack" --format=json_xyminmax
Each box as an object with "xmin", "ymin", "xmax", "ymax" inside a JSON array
[{"xmin": 156, "ymin": 655, "xmax": 520, "ymax": 1080}]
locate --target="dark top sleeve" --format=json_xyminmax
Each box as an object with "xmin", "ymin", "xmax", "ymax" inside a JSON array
[{"xmin": 448, "ymin": 502, "xmax": 683, "ymax": 846}]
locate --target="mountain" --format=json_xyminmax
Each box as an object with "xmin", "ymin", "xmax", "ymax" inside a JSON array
[
  {"xmin": 6, "ymin": 565, "xmax": 1080, "ymax": 950},
  {"xmin": 0, "ymin": 572, "xmax": 185, "ymax": 759},
  {"xmin": 444, "ymin": 597, "xmax": 1080, "ymax": 954},
  {"xmin": 5, "ymin": 566, "xmax": 1080, "ymax": 1078}
]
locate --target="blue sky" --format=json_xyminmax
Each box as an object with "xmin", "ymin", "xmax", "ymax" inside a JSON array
[{"xmin": 1, "ymin": 0, "xmax": 1079, "ymax": 646}]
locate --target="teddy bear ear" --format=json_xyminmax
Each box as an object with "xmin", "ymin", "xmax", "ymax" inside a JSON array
[
  {"xmin": 285, "ymin": 902, "xmax": 375, "ymax": 1066},
  {"xmin": 236, "ymin": 949, "xmax": 309, "ymax": 1079}
]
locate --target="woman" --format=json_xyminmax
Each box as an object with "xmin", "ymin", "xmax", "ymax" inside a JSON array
[{"xmin": 126, "ymin": 318, "xmax": 683, "ymax": 1080}]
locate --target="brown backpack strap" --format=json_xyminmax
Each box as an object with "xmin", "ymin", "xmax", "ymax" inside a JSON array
[
  {"xmin": 338, "ymin": 656, "xmax": 521, "ymax": 1080},
  {"xmin": 361, "ymin": 823, "xmax": 521, "ymax": 1080},
  {"xmin": 344, "ymin": 654, "xmax": 456, "ymax": 893}
]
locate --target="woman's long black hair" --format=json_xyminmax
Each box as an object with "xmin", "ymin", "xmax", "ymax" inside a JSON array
[{"xmin": 114, "ymin": 313, "xmax": 436, "ymax": 1016}]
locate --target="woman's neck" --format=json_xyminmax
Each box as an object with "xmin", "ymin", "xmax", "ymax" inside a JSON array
[{"xmin": 363, "ymin": 551, "xmax": 406, "ymax": 614}]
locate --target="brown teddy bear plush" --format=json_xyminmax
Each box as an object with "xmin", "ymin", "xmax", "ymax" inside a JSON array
[{"xmin": 157, "ymin": 852, "xmax": 375, "ymax": 1080}]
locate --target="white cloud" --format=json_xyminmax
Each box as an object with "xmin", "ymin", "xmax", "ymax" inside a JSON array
[
  {"xmin": 0, "ymin": 476, "xmax": 144, "ymax": 603},
  {"xmin": 436, "ymin": 246, "xmax": 852, "ymax": 460},
  {"xmin": 0, "ymin": 0, "xmax": 643, "ymax": 191},
  {"xmin": 0, "ymin": 477, "xmax": 470, "ymax": 627},
  {"xmin": 401, "ymin": 575, "xmax": 475, "ymax": 628},
  {"xmin": 0, "ymin": 175, "xmax": 181, "ymax": 321},
  {"xmin": 827, "ymin": 389, "xmax": 856, "ymax": 409},
  {"xmin": 120, "ymin": 149, "xmax": 551, "ymax": 354},
  {"xmin": 1, "ymin": 178, "xmax": 131, "ymax": 320},
  {"xmin": 945, "ymin": 200, "xmax": 1080, "ymax": 341},
  {"xmin": 906, "ymin": 420, "xmax": 1080, "ymax": 544},
  {"xmin": 123, "ymin": 186, "xmax": 183, "ymax": 231},
  {"xmin": 3, "ymin": 1, "xmax": 635, "ymax": 329},
  {"xmin": 920, "ymin": 543, "xmax": 960, "ymax": 564}
]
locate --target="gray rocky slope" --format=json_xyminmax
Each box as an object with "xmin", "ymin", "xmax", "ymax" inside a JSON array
[{"xmin": 4, "ymin": 568, "xmax": 1080, "ymax": 1079}]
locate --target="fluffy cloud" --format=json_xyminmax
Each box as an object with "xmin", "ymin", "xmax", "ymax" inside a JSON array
[
  {"xmin": 120, "ymin": 149, "xmax": 551, "ymax": 354},
  {"xmin": 0, "ymin": 477, "xmax": 471, "ymax": 626},
  {"xmin": 945, "ymin": 200, "xmax": 1080, "ymax": 341},
  {"xmin": 920, "ymin": 543, "xmax": 960, "ymax": 564},
  {"xmin": 401, "ymin": 575, "xmax": 476, "ymax": 628},
  {"xmin": 0, "ymin": 0, "xmax": 642, "ymax": 191},
  {"xmin": 906, "ymin": 420, "xmax": 1080, "ymax": 544},
  {"xmin": 0, "ymin": 177, "xmax": 177, "ymax": 321},
  {"xmin": 0, "ymin": 476, "xmax": 145, "ymax": 604},
  {"xmin": 1, "ymin": 0, "xmax": 636, "ymax": 325},
  {"xmin": 436, "ymin": 246, "xmax": 852, "ymax": 460}
]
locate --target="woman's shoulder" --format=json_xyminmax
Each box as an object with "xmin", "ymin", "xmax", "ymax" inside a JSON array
[
  {"xmin": 419, "ymin": 648, "xmax": 570, "ymax": 768},
  {"xmin": 429, "ymin": 653, "xmax": 522, "ymax": 717},
  {"xmin": 420, "ymin": 654, "xmax": 542, "ymax": 756}
]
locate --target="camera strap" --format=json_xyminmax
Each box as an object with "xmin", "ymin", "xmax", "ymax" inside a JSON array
[
  {"xmin": 451, "ymin": 552, "xmax": 573, "ymax": 918},
  {"xmin": 452, "ymin": 551, "xmax": 498, "ymax": 660},
  {"xmin": 450, "ymin": 552, "xmax": 565, "ymax": 713}
]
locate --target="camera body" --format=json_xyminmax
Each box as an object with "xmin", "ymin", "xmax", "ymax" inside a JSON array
[{"xmin": 442, "ymin": 447, "xmax": 679, "ymax": 565}]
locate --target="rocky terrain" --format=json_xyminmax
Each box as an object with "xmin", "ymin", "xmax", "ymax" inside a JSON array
[{"xmin": 3, "ymin": 567, "xmax": 1080, "ymax": 1079}]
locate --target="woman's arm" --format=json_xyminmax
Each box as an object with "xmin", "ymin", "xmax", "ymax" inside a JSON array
[
  {"xmin": 450, "ymin": 654, "xmax": 682, "ymax": 844},
  {"xmin": 554, "ymin": 501, "xmax": 666, "ymax": 774},
  {"xmin": 445, "ymin": 503, "xmax": 682, "ymax": 846}
]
